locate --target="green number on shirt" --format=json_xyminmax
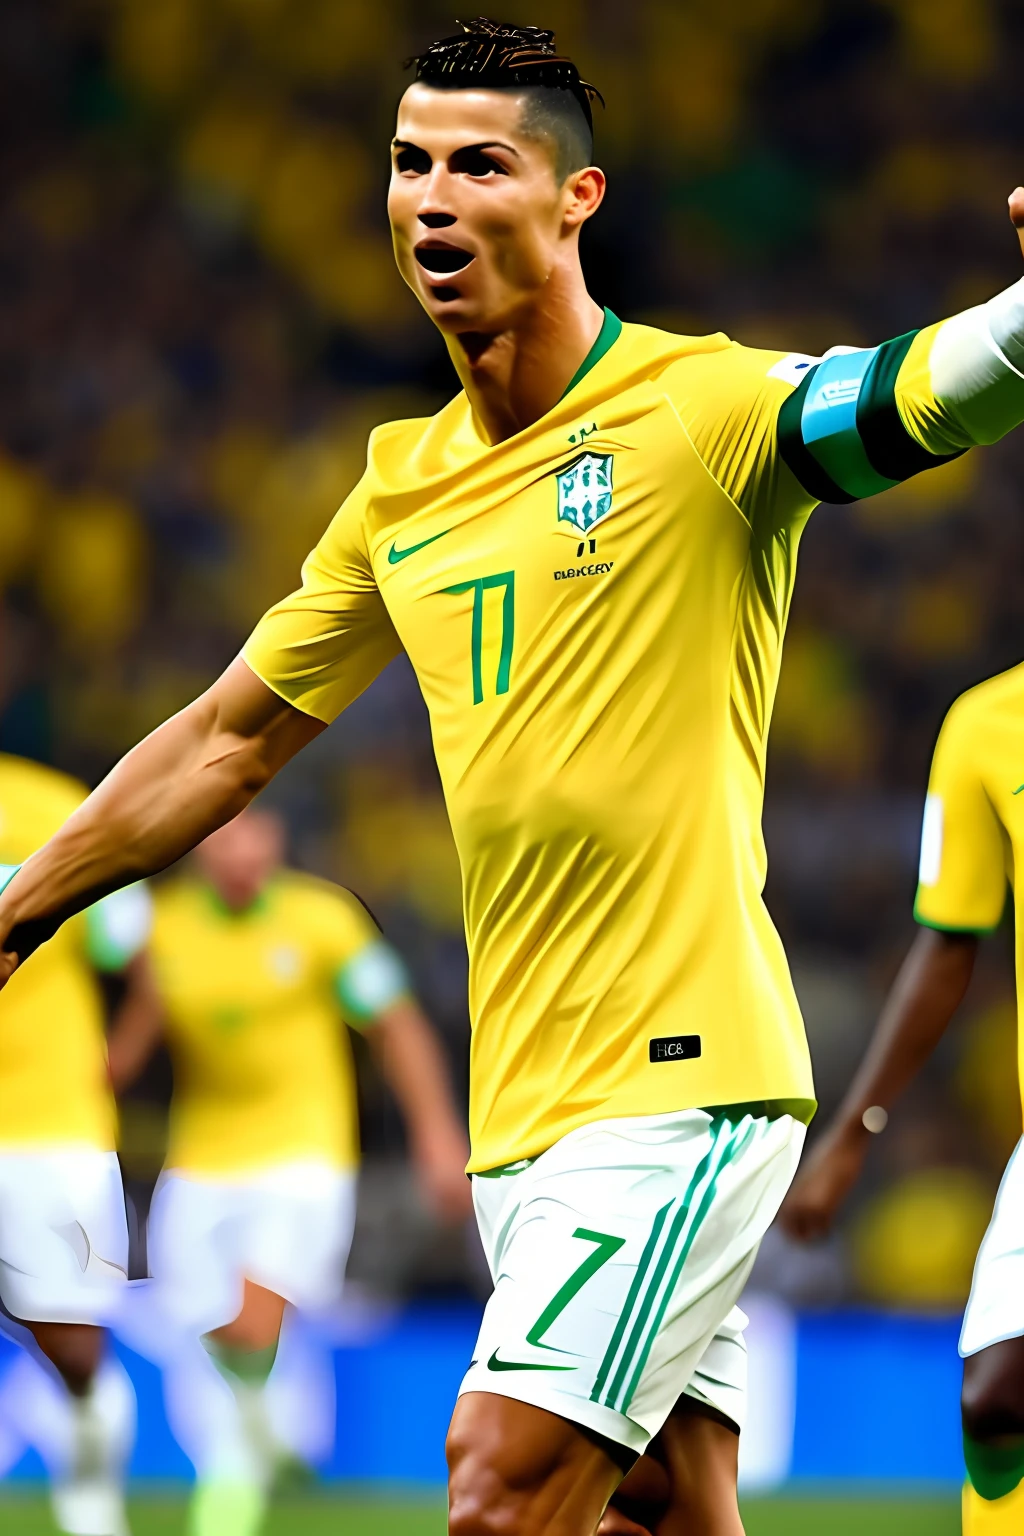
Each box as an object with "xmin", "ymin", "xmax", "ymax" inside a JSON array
[{"xmin": 443, "ymin": 570, "xmax": 515, "ymax": 705}]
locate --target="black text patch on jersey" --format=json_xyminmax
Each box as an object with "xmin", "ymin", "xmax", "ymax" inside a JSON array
[{"xmin": 649, "ymin": 1034, "xmax": 701, "ymax": 1063}]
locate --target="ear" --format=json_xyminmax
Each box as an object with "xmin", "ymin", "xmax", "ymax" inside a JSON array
[{"xmin": 563, "ymin": 166, "xmax": 606, "ymax": 232}]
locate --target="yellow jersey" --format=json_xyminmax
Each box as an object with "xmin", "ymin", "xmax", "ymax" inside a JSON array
[
  {"xmin": 0, "ymin": 755, "xmax": 147, "ymax": 1147},
  {"xmin": 914, "ymin": 667, "xmax": 1024, "ymax": 1091},
  {"xmin": 243, "ymin": 312, "xmax": 994, "ymax": 1171},
  {"xmin": 149, "ymin": 872, "xmax": 409, "ymax": 1176}
]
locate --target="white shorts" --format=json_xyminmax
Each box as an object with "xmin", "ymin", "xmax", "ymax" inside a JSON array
[
  {"xmin": 961, "ymin": 1135, "xmax": 1024, "ymax": 1357},
  {"xmin": 460, "ymin": 1107, "xmax": 804, "ymax": 1453},
  {"xmin": 147, "ymin": 1161, "xmax": 357, "ymax": 1334},
  {"xmin": 0, "ymin": 1147, "xmax": 128, "ymax": 1325}
]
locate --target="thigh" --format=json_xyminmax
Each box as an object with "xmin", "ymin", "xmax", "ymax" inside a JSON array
[
  {"xmin": 963, "ymin": 1335, "xmax": 1024, "ymax": 1431},
  {"xmin": 448, "ymin": 1391, "xmax": 622, "ymax": 1536},
  {"xmin": 0, "ymin": 1148, "xmax": 127, "ymax": 1324},
  {"xmin": 462, "ymin": 1109, "xmax": 802, "ymax": 1458},
  {"xmin": 961, "ymin": 1137, "xmax": 1024, "ymax": 1363},
  {"xmin": 240, "ymin": 1164, "xmax": 356, "ymax": 1312},
  {"xmin": 680, "ymin": 1306, "xmax": 746, "ymax": 1433},
  {"xmin": 147, "ymin": 1173, "xmax": 241, "ymax": 1333}
]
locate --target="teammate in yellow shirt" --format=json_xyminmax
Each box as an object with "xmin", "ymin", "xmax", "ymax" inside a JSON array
[
  {"xmin": 7, "ymin": 16, "xmax": 1024, "ymax": 1533},
  {"xmin": 0, "ymin": 754, "xmax": 150, "ymax": 1536},
  {"xmin": 782, "ymin": 663, "xmax": 1024, "ymax": 1536},
  {"xmin": 107, "ymin": 806, "xmax": 469, "ymax": 1536}
]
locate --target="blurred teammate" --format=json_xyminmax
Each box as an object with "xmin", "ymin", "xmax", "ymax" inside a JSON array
[
  {"xmin": 0, "ymin": 753, "xmax": 150, "ymax": 1536},
  {"xmin": 781, "ymin": 664, "xmax": 1024, "ymax": 1535},
  {"xmin": 107, "ymin": 805, "xmax": 469, "ymax": 1536},
  {"xmin": 7, "ymin": 15, "xmax": 1024, "ymax": 1534}
]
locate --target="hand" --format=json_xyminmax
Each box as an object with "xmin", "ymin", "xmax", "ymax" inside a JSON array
[
  {"xmin": 1010, "ymin": 187, "xmax": 1024, "ymax": 259},
  {"xmin": 778, "ymin": 1121, "xmax": 868, "ymax": 1242},
  {"xmin": 412, "ymin": 1125, "xmax": 474, "ymax": 1224}
]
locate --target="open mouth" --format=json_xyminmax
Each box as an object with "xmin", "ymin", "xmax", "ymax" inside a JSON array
[{"xmin": 414, "ymin": 241, "xmax": 474, "ymax": 275}]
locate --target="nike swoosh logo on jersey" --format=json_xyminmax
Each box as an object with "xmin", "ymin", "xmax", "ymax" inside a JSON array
[
  {"xmin": 1014, "ymin": 783, "xmax": 1024, "ymax": 795},
  {"xmin": 486, "ymin": 1349, "xmax": 576, "ymax": 1373},
  {"xmin": 387, "ymin": 529, "xmax": 452, "ymax": 564}
]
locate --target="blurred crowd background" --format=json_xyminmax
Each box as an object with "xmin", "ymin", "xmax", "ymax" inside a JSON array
[{"xmin": 1, "ymin": 0, "xmax": 1023, "ymax": 1316}]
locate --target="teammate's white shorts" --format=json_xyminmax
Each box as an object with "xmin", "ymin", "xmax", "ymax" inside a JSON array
[
  {"xmin": 0, "ymin": 1146, "xmax": 128, "ymax": 1325},
  {"xmin": 147, "ymin": 1160, "xmax": 357, "ymax": 1335},
  {"xmin": 459, "ymin": 1107, "xmax": 804, "ymax": 1454},
  {"xmin": 961, "ymin": 1135, "xmax": 1024, "ymax": 1358}
]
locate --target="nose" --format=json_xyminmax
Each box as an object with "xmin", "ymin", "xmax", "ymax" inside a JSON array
[{"xmin": 419, "ymin": 210, "xmax": 456, "ymax": 229}]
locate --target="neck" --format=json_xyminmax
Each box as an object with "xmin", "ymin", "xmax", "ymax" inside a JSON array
[{"xmin": 446, "ymin": 268, "xmax": 604, "ymax": 445}]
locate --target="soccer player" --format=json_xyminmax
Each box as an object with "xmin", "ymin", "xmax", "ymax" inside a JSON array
[
  {"xmin": 781, "ymin": 662, "xmax": 1024, "ymax": 1536},
  {"xmin": 4, "ymin": 16, "xmax": 1024, "ymax": 1532},
  {"xmin": 107, "ymin": 805, "xmax": 469, "ymax": 1536},
  {"xmin": 0, "ymin": 752, "xmax": 150, "ymax": 1536}
]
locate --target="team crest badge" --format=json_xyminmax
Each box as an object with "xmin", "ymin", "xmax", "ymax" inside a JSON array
[{"xmin": 556, "ymin": 451, "xmax": 613, "ymax": 535}]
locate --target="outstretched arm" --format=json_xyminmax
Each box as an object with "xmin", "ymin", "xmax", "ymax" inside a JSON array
[
  {"xmin": 0, "ymin": 657, "xmax": 324, "ymax": 984},
  {"xmin": 780, "ymin": 926, "xmax": 978, "ymax": 1241}
]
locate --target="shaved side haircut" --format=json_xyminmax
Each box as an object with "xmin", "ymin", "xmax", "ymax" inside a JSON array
[{"xmin": 407, "ymin": 16, "xmax": 603, "ymax": 183}]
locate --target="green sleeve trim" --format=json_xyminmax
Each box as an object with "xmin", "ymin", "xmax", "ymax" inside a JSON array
[
  {"xmin": 84, "ymin": 884, "xmax": 152, "ymax": 972},
  {"xmin": 559, "ymin": 308, "xmax": 623, "ymax": 401},
  {"xmin": 335, "ymin": 939, "xmax": 410, "ymax": 1025},
  {"xmin": 0, "ymin": 864, "xmax": 20, "ymax": 899},
  {"xmin": 913, "ymin": 895, "xmax": 997, "ymax": 936},
  {"xmin": 857, "ymin": 330, "xmax": 965, "ymax": 480}
]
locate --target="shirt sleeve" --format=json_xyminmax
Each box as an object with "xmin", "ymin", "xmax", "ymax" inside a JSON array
[
  {"xmin": 335, "ymin": 939, "xmax": 411, "ymax": 1026},
  {"xmin": 84, "ymin": 881, "xmax": 153, "ymax": 971},
  {"xmin": 913, "ymin": 703, "xmax": 1007, "ymax": 934},
  {"xmin": 242, "ymin": 470, "xmax": 402, "ymax": 724},
  {"xmin": 775, "ymin": 278, "xmax": 1024, "ymax": 506}
]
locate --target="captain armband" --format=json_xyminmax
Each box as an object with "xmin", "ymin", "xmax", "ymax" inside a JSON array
[{"xmin": 777, "ymin": 332, "xmax": 964, "ymax": 504}]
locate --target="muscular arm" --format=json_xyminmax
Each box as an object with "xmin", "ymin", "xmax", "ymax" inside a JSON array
[
  {"xmin": 0, "ymin": 658, "xmax": 325, "ymax": 983},
  {"xmin": 780, "ymin": 926, "xmax": 978, "ymax": 1240},
  {"xmin": 366, "ymin": 998, "xmax": 472, "ymax": 1222}
]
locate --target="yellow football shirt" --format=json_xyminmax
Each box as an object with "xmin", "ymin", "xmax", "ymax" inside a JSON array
[
  {"xmin": 914, "ymin": 664, "xmax": 1023, "ymax": 950},
  {"xmin": 0, "ymin": 756, "xmax": 119, "ymax": 1146},
  {"xmin": 243, "ymin": 314, "xmax": 992, "ymax": 1171},
  {"xmin": 149, "ymin": 872, "xmax": 407, "ymax": 1176}
]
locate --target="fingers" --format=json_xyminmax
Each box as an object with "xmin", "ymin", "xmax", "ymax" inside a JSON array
[{"xmin": 1009, "ymin": 188, "xmax": 1024, "ymax": 259}]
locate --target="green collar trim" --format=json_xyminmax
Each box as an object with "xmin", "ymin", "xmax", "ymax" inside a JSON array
[
  {"xmin": 201, "ymin": 883, "xmax": 272, "ymax": 922},
  {"xmin": 559, "ymin": 308, "xmax": 622, "ymax": 401}
]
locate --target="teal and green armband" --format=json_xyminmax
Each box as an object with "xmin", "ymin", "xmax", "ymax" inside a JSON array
[{"xmin": 778, "ymin": 331, "xmax": 964, "ymax": 504}]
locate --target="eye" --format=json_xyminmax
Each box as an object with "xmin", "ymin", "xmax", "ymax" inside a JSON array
[
  {"xmin": 395, "ymin": 145, "xmax": 431, "ymax": 176},
  {"xmin": 452, "ymin": 147, "xmax": 509, "ymax": 178}
]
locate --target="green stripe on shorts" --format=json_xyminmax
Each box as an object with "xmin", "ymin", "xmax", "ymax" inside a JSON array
[{"xmin": 596, "ymin": 1115, "xmax": 737, "ymax": 1413}]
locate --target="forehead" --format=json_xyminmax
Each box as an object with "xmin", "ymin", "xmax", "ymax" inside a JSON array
[{"xmin": 395, "ymin": 82, "xmax": 537, "ymax": 154}]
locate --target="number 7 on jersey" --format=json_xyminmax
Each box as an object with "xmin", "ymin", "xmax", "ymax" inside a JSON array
[{"xmin": 443, "ymin": 570, "xmax": 515, "ymax": 705}]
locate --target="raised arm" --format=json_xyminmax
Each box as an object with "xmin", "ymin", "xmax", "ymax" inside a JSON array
[
  {"xmin": 779, "ymin": 927, "xmax": 978, "ymax": 1241},
  {"xmin": 0, "ymin": 658, "xmax": 324, "ymax": 984}
]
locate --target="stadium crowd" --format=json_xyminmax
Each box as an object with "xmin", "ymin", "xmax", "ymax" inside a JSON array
[{"xmin": 2, "ymin": 0, "xmax": 1024, "ymax": 1312}]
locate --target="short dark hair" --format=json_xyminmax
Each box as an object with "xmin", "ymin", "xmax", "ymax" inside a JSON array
[{"xmin": 406, "ymin": 17, "xmax": 603, "ymax": 183}]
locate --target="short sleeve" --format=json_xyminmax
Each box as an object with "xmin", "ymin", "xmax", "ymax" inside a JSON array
[
  {"xmin": 335, "ymin": 939, "xmax": 411, "ymax": 1026},
  {"xmin": 84, "ymin": 882, "xmax": 153, "ymax": 971},
  {"xmin": 664, "ymin": 343, "xmax": 816, "ymax": 534},
  {"xmin": 914, "ymin": 705, "xmax": 1007, "ymax": 934},
  {"xmin": 242, "ymin": 473, "xmax": 402, "ymax": 724}
]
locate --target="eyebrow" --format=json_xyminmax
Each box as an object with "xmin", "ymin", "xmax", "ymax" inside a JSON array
[{"xmin": 391, "ymin": 138, "xmax": 522, "ymax": 157}]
